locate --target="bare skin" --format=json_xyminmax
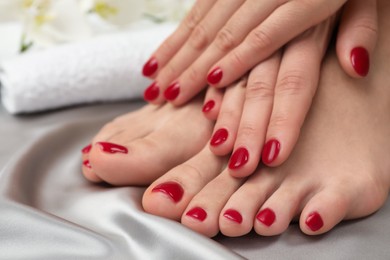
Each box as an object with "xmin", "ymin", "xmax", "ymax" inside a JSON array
[{"xmin": 83, "ymin": 0, "xmax": 390, "ymax": 237}]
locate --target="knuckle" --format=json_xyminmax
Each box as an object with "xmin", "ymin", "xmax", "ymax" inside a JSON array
[
  {"xmin": 215, "ymin": 27, "xmax": 237, "ymax": 52},
  {"xmin": 239, "ymin": 123, "xmax": 258, "ymax": 138},
  {"xmin": 219, "ymin": 109, "xmax": 237, "ymax": 121},
  {"xmin": 246, "ymin": 80, "xmax": 274, "ymax": 101},
  {"xmin": 352, "ymin": 18, "xmax": 378, "ymax": 36},
  {"xmin": 159, "ymin": 40, "xmax": 174, "ymax": 57},
  {"xmin": 268, "ymin": 113, "xmax": 289, "ymax": 129},
  {"xmin": 163, "ymin": 62, "xmax": 178, "ymax": 80},
  {"xmin": 184, "ymin": 5, "xmax": 202, "ymax": 31},
  {"xmin": 186, "ymin": 66, "xmax": 200, "ymax": 83},
  {"xmin": 276, "ymin": 71, "xmax": 307, "ymax": 96},
  {"xmin": 189, "ymin": 24, "xmax": 209, "ymax": 51},
  {"xmin": 248, "ymin": 28, "xmax": 273, "ymax": 50}
]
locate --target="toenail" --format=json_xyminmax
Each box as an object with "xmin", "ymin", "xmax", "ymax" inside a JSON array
[
  {"xmin": 228, "ymin": 147, "xmax": 249, "ymax": 170},
  {"xmin": 81, "ymin": 144, "xmax": 92, "ymax": 154},
  {"xmin": 223, "ymin": 209, "xmax": 243, "ymax": 224},
  {"xmin": 202, "ymin": 100, "xmax": 215, "ymax": 113},
  {"xmin": 152, "ymin": 182, "xmax": 184, "ymax": 203},
  {"xmin": 305, "ymin": 212, "xmax": 324, "ymax": 232},
  {"xmin": 83, "ymin": 159, "xmax": 92, "ymax": 169},
  {"xmin": 164, "ymin": 82, "xmax": 180, "ymax": 101},
  {"xmin": 144, "ymin": 82, "xmax": 160, "ymax": 101},
  {"xmin": 262, "ymin": 139, "xmax": 280, "ymax": 165},
  {"xmin": 207, "ymin": 67, "xmax": 223, "ymax": 85},
  {"xmin": 256, "ymin": 208, "xmax": 276, "ymax": 227},
  {"xmin": 351, "ymin": 47, "xmax": 369, "ymax": 77},
  {"xmin": 142, "ymin": 57, "xmax": 158, "ymax": 77},
  {"xmin": 186, "ymin": 207, "xmax": 207, "ymax": 221},
  {"xmin": 96, "ymin": 142, "xmax": 128, "ymax": 154},
  {"xmin": 210, "ymin": 128, "xmax": 228, "ymax": 146}
]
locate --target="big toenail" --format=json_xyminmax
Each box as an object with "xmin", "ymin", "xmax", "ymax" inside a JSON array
[
  {"xmin": 256, "ymin": 208, "xmax": 276, "ymax": 227},
  {"xmin": 83, "ymin": 159, "xmax": 92, "ymax": 169},
  {"xmin": 262, "ymin": 139, "xmax": 280, "ymax": 165},
  {"xmin": 186, "ymin": 207, "xmax": 207, "ymax": 221},
  {"xmin": 210, "ymin": 128, "xmax": 228, "ymax": 146},
  {"xmin": 152, "ymin": 182, "xmax": 184, "ymax": 203},
  {"xmin": 81, "ymin": 144, "xmax": 92, "ymax": 154},
  {"xmin": 97, "ymin": 142, "xmax": 128, "ymax": 154},
  {"xmin": 228, "ymin": 147, "xmax": 249, "ymax": 170},
  {"xmin": 305, "ymin": 212, "xmax": 324, "ymax": 231},
  {"xmin": 223, "ymin": 209, "xmax": 243, "ymax": 224}
]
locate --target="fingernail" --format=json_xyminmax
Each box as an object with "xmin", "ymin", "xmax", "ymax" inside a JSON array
[
  {"xmin": 83, "ymin": 159, "xmax": 92, "ymax": 169},
  {"xmin": 152, "ymin": 182, "xmax": 184, "ymax": 203},
  {"xmin": 210, "ymin": 128, "xmax": 228, "ymax": 146},
  {"xmin": 207, "ymin": 67, "xmax": 223, "ymax": 85},
  {"xmin": 223, "ymin": 209, "xmax": 243, "ymax": 224},
  {"xmin": 228, "ymin": 147, "xmax": 249, "ymax": 170},
  {"xmin": 144, "ymin": 82, "xmax": 160, "ymax": 101},
  {"xmin": 256, "ymin": 208, "xmax": 276, "ymax": 227},
  {"xmin": 262, "ymin": 139, "xmax": 280, "ymax": 165},
  {"xmin": 305, "ymin": 212, "xmax": 324, "ymax": 232},
  {"xmin": 202, "ymin": 100, "xmax": 215, "ymax": 113},
  {"xmin": 81, "ymin": 144, "xmax": 92, "ymax": 154},
  {"xmin": 97, "ymin": 142, "xmax": 128, "ymax": 154},
  {"xmin": 142, "ymin": 57, "xmax": 158, "ymax": 77},
  {"xmin": 186, "ymin": 207, "xmax": 207, "ymax": 221},
  {"xmin": 164, "ymin": 82, "xmax": 180, "ymax": 101},
  {"xmin": 351, "ymin": 47, "xmax": 369, "ymax": 77}
]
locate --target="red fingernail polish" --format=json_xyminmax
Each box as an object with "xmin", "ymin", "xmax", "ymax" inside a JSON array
[
  {"xmin": 142, "ymin": 57, "xmax": 158, "ymax": 77},
  {"xmin": 82, "ymin": 144, "xmax": 92, "ymax": 154},
  {"xmin": 97, "ymin": 142, "xmax": 128, "ymax": 154},
  {"xmin": 262, "ymin": 139, "xmax": 280, "ymax": 165},
  {"xmin": 164, "ymin": 82, "xmax": 180, "ymax": 101},
  {"xmin": 143, "ymin": 82, "xmax": 160, "ymax": 101},
  {"xmin": 305, "ymin": 212, "xmax": 323, "ymax": 232},
  {"xmin": 207, "ymin": 67, "xmax": 223, "ymax": 85},
  {"xmin": 223, "ymin": 209, "xmax": 243, "ymax": 224},
  {"xmin": 152, "ymin": 182, "xmax": 184, "ymax": 203},
  {"xmin": 83, "ymin": 159, "xmax": 92, "ymax": 169},
  {"xmin": 202, "ymin": 100, "xmax": 215, "ymax": 113},
  {"xmin": 186, "ymin": 207, "xmax": 207, "ymax": 221},
  {"xmin": 256, "ymin": 208, "xmax": 276, "ymax": 227},
  {"xmin": 210, "ymin": 128, "xmax": 228, "ymax": 146},
  {"xmin": 351, "ymin": 47, "xmax": 369, "ymax": 77},
  {"xmin": 228, "ymin": 147, "xmax": 249, "ymax": 170}
]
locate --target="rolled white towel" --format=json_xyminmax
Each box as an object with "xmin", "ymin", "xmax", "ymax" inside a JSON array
[{"xmin": 0, "ymin": 23, "xmax": 176, "ymax": 114}]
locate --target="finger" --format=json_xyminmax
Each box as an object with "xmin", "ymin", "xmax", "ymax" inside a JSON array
[
  {"xmin": 209, "ymin": 78, "xmax": 247, "ymax": 156},
  {"xmin": 152, "ymin": 0, "xmax": 245, "ymax": 104},
  {"xmin": 165, "ymin": 0, "xmax": 283, "ymax": 106},
  {"xmin": 336, "ymin": 0, "xmax": 378, "ymax": 78},
  {"xmin": 228, "ymin": 52, "xmax": 281, "ymax": 177},
  {"xmin": 207, "ymin": 0, "xmax": 346, "ymax": 89},
  {"xmin": 202, "ymin": 86, "xmax": 224, "ymax": 121},
  {"xmin": 142, "ymin": 0, "xmax": 217, "ymax": 78},
  {"xmin": 263, "ymin": 18, "xmax": 335, "ymax": 167}
]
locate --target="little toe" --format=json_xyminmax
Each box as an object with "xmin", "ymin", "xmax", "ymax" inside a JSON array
[{"xmin": 143, "ymin": 145, "xmax": 227, "ymax": 221}]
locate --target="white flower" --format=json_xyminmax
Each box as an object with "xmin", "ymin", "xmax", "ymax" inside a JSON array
[{"xmin": 144, "ymin": 0, "xmax": 194, "ymax": 22}]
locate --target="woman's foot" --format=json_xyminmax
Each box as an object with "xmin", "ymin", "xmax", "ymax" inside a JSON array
[
  {"xmin": 142, "ymin": 0, "xmax": 390, "ymax": 236},
  {"xmin": 81, "ymin": 96, "xmax": 213, "ymax": 185}
]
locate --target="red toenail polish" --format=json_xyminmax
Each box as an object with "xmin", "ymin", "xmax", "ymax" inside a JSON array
[
  {"xmin": 143, "ymin": 82, "xmax": 160, "ymax": 101},
  {"xmin": 202, "ymin": 100, "xmax": 215, "ymax": 113},
  {"xmin": 164, "ymin": 82, "xmax": 180, "ymax": 101},
  {"xmin": 305, "ymin": 212, "xmax": 324, "ymax": 232},
  {"xmin": 152, "ymin": 182, "xmax": 184, "ymax": 203},
  {"xmin": 228, "ymin": 147, "xmax": 249, "ymax": 170},
  {"xmin": 142, "ymin": 57, "xmax": 158, "ymax": 77},
  {"xmin": 97, "ymin": 142, "xmax": 128, "ymax": 154},
  {"xmin": 83, "ymin": 159, "xmax": 92, "ymax": 169},
  {"xmin": 207, "ymin": 67, "xmax": 223, "ymax": 85},
  {"xmin": 351, "ymin": 47, "xmax": 369, "ymax": 77},
  {"xmin": 256, "ymin": 208, "xmax": 276, "ymax": 227},
  {"xmin": 210, "ymin": 128, "xmax": 228, "ymax": 146},
  {"xmin": 223, "ymin": 209, "xmax": 243, "ymax": 224},
  {"xmin": 262, "ymin": 139, "xmax": 280, "ymax": 165},
  {"xmin": 82, "ymin": 144, "xmax": 92, "ymax": 154},
  {"xmin": 186, "ymin": 207, "xmax": 207, "ymax": 221}
]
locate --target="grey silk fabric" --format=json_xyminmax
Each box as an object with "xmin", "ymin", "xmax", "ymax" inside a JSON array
[{"xmin": 0, "ymin": 101, "xmax": 390, "ymax": 260}]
